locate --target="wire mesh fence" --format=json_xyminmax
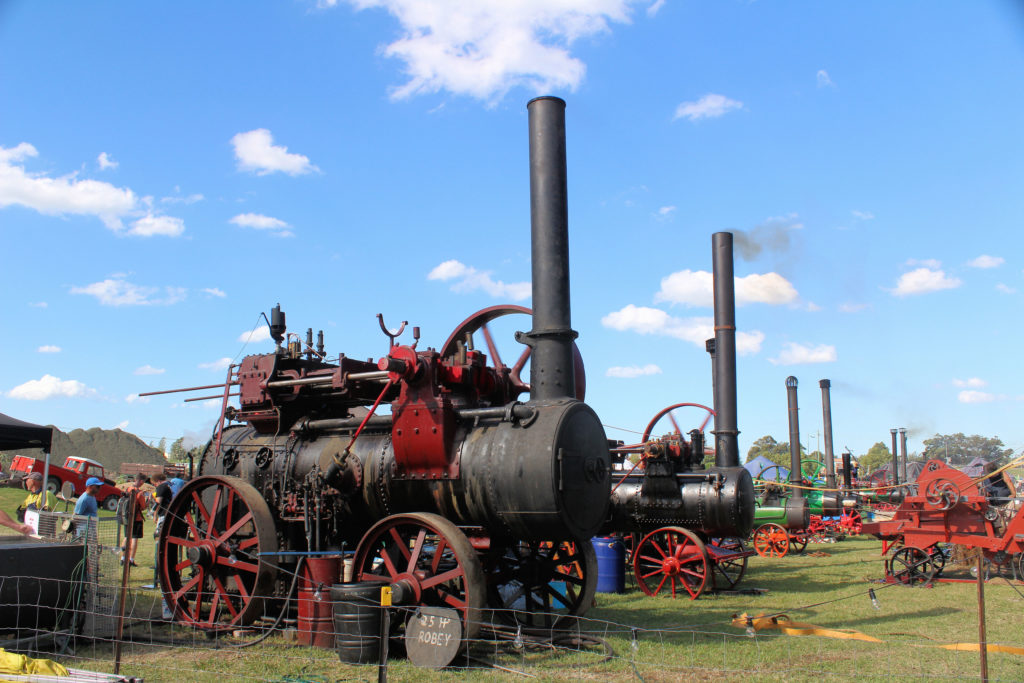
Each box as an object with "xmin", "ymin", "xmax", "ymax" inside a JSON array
[{"xmin": 2, "ymin": 518, "xmax": 1024, "ymax": 682}]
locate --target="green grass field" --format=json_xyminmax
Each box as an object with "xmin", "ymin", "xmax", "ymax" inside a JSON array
[{"xmin": 3, "ymin": 483, "xmax": 1021, "ymax": 682}]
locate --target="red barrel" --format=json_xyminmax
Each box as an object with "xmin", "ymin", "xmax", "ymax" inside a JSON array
[{"xmin": 297, "ymin": 556, "xmax": 341, "ymax": 648}]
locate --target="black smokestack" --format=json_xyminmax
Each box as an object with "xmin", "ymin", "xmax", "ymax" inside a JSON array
[
  {"xmin": 890, "ymin": 429, "xmax": 899, "ymax": 485},
  {"xmin": 819, "ymin": 379, "xmax": 837, "ymax": 489},
  {"xmin": 841, "ymin": 450, "xmax": 853, "ymax": 489},
  {"xmin": 525, "ymin": 96, "xmax": 577, "ymax": 401},
  {"xmin": 786, "ymin": 376, "xmax": 803, "ymax": 498},
  {"xmin": 711, "ymin": 232, "xmax": 739, "ymax": 468},
  {"xmin": 899, "ymin": 427, "xmax": 908, "ymax": 484}
]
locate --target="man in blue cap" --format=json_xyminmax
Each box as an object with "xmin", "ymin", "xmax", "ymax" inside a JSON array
[{"xmin": 74, "ymin": 477, "xmax": 102, "ymax": 518}]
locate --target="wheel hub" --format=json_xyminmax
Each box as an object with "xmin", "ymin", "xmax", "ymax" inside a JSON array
[
  {"xmin": 661, "ymin": 557, "xmax": 681, "ymax": 575},
  {"xmin": 186, "ymin": 541, "xmax": 219, "ymax": 568}
]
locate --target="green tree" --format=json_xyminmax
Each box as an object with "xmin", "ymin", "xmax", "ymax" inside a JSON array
[
  {"xmin": 920, "ymin": 433, "xmax": 1013, "ymax": 466},
  {"xmin": 170, "ymin": 437, "xmax": 186, "ymax": 461},
  {"xmin": 859, "ymin": 442, "xmax": 892, "ymax": 473},
  {"xmin": 745, "ymin": 435, "xmax": 795, "ymax": 468},
  {"xmin": 157, "ymin": 437, "xmax": 167, "ymax": 456}
]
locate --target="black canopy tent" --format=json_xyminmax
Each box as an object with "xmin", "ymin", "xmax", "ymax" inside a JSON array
[{"xmin": 0, "ymin": 412, "xmax": 52, "ymax": 452}]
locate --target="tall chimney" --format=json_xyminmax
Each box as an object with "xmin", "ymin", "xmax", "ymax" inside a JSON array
[
  {"xmin": 890, "ymin": 428, "xmax": 899, "ymax": 485},
  {"xmin": 899, "ymin": 427, "xmax": 908, "ymax": 484},
  {"xmin": 786, "ymin": 376, "xmax": 803, "ymax": 498},
  {"xmin": 524, "ymin": 96, "xmax": 577, "ymax": 401},
  {"xmin": 819, "ymin": 379, "xmax": 837, "ymax": 489},
  {"xmin": 841, "ymin": 450, "xmax": 853, "ymax": 489},
  {"xmin": 711, "ymin": 232, "xmax": 740, "ymax": 468}
]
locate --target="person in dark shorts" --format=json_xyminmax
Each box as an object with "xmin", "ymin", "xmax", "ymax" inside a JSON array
[{"xmin": 124, "ymin": 473, "xmax": 148, "ymax": 566}]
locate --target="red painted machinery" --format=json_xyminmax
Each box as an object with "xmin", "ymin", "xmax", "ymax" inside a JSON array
[{"xmin": 861, "ymin": 459, "xmax": 1023, "ymax": 584}]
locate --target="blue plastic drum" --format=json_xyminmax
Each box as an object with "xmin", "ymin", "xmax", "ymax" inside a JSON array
[{"xmin": 591, "ymin": 536, "xmax": 626, "ymax": 594}]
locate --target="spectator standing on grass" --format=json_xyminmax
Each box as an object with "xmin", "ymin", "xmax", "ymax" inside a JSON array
[
  {"xmin": 74, "ymin": 477, "xmax": 102, "ymax": 518},
  {"xmin": 20, "ymin": 472, "xmax": 57, "ymax": 517},
  {"xmin": 123, "ymin": 473, "xmax": 148, "ymax": 567},
  {"xmin": 168, "ymin": 476, "xmax": 185, "ymax": 498}
]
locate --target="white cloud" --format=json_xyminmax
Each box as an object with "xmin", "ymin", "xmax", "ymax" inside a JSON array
[
  {"xmin": 606, "ymin": 364, "xmax": 662, "ymax": 378},
  {"xmin": 967, "ymin": 255, "xmax": 1004, "ymax": 269},
  {"xmin": 29, "ymin": 301, "xmax": 48, "ymax": 308},
  {"xmin": 97, "ymin": 152, "xmax": 118, "ymax": 170},
  {"xmin": 134, "ymin": 365, "xmax": 165, "ymax": 376},
  {"xmin": 231, "ymin": 129, "xmax": 318, "ymax": 176},
  {"xmin": 654, "ymin": 269, "xmax": 799, "ymax": 307},
  {"xmin": 656, "ymin": 205, "xmax": 676, "ymax": 219},
  {"xmin": 238, "ymin": 326, "xmax": 272, "ymax": 343},
  {"xmin": 996, "ymin": 283, "xmax": 1016, "ymax": 294},
  {"xmin": 851, "ymin": 210, "xmax": 874, "ymax": 220},
  {"xmin": 229, "ymin": 212, "xmax": 294, "ymax": 237},
  {"xmin": 646, "ymin": 0, "xmax": 665, "ymax": 16},
  {"xmin": 37, "ymin": 345, "xmax": 61, "ymax": 353},
  {"xmin": 427, "ymin": 259, "xmax": 530, "ymax": 300},
  {"xmin": 115, "ymin": 420, "xmax": 129, "ymax": 430},
  {"xmin": 7, "ymin": 374, "xmax": 95, "ymax": 400},
  {"xmin": 203, "ymin": 287, "xmax": 227, "ymax": 298},
  {"xmin": 129, "ymin": 214, "xmax": 185, "ymax": 237},
  {"xmin": 0, "ymin": 142, "xmax": 186, "ymax": 236},
  {"xmin": 199, "ymin": 357, "xmax": 232, "ymax": 372},
  {"xmin": 601, "ymin": 304, "xmax": 764, "ymax": 354},
  {"xmin": 334, "ymin": 0, "xmax": 636, "ymax": 103},
  {"xmin": 839, "ymin": 302, "xmax": 870, "ymax": 313},
  {"xmin": 891, "ymin": 267, "xmax": 962, "ymax": 297},
  {"xmin": 71, "ymin": 277, "xmax": 187, "ymax": 306},
  {"xmin": 816, "ymin": 69, "xmax": 834, "ymax": 88},
  {"xmin": 952, "ymin": 377, "xmax": 986, "ymax": 389},
  {"xmin": 769, "ymin": 342, "xmax": 837, "ymax": 366},
  {"xmin": 161, "ymin": 192, "xmax": 204, "ymax": 205},
  {"xmin": 673, "ymin": 94, "xmax": 743, "ymax": 121},
  {"xmin": 905, "ymin": 258, "xmax": 942, "ymax": 269},
  {"xmin": 958, "ymin": 390, "xmax": 995, "ymax": 404},
  {"xmin": 125, "ymin": 393, "xmax": 150, "ymax": 404}
]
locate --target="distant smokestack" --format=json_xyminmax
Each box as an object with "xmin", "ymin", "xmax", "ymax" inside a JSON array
[
  {"xmin": 841, "ymin": 450, "xmax": 853, "ymax": 489},
  {"xmin": 890, "ymin": 428, "xmax": 899, "ymax": 485},
  {"xmin": 711, "ymin": 232, "xmax": 740, "ymax": 468},
  {"xmin": 899, "ymin": 427, "xmax": 908, "ymax": 484},
  {"xmin": 525, "ymin": 96, "xmax": 576, "ymax": 401},
  {"xmin": 786, "ymin": 376, "xmax": 802, "ymax": 498},
  {"xmin": 819, "ymin": 379, "xmax": 836, "ymax": 490}
]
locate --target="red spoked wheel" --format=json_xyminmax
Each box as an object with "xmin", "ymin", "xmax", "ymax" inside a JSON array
[
  {"xmin": 353, "ymin": 513, "xmax": 486, "ymax": 640},
  {"xmin": 440, "ymin": 305, "xmax": 586, "ymax": 401},
  {"xmin": 840, "ymin": 509, "xmax": 863, "ymax": 535},
  {"xmin": 788, "ymin": 530, "xmax": 809, "ymax": 554},
  {"xmin": 484, "ymin": 539, "xmax": 597, "ymax": 630},
  {"xmin": 752, "ymin": 523, "xmax": 790, "ymax": 558},
  {"xmin": 158, "ymin": 475, "xmax": 278, "ymax": 630},
  {"xmin": 886, "ymin": 546, "xmax": 937, "ymax": 585},
  {"xmin": 633, "ymin": 527, "xmax": 710, "ymax": 599}
]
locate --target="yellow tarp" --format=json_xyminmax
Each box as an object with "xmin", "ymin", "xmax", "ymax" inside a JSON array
[{"xmin": 0, "ymin": 648, "xmax": 69, "ymax": 681}]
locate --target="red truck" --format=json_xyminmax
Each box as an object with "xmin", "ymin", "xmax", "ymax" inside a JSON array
[{"xmin": 10, "ymin": 455, "xmax": 123, "ymax": 511}]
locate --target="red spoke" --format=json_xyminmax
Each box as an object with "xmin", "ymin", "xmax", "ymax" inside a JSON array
[
  {"xmin": 640, "ymin": 567, "xmax": 665, "ymax": 580},
  {"xmin": 668, "ymin": 412, "xmax": 682, "ymax": 436},
  {"xmin": 511, "ymin": 348, "xmax": 530, "ymax": 376},
  {"xmin": 654, "ymin": 573, "xmax": 669, "ymax": 595},
  {"xmin": 649, "ymin": 540, "xmax": 669, "ymax": 560},
  {"xmin": 379, "ymin": 546, "xmax": 400, "ymax": 579},
  {"xmin": 206, "ymin": 486, "xmax": 223, "ymax": 539},
  {"xmin": 233, "ymin": 574, "xmax": 250, "ymax": 602},
  {"xmin": 682, "ymin": 577, "xmax": 699, "ymax": 599},
  {"xmin": 191, "ymin": 491, "xmax": 212, "ymax": 532},
  {"xmin": 481, "ymin": 324, "xmax": 504, "ymax": 369},
  {"xmin": 206, "ymin": 589, "xmax": 221, "ymax": 627},
  {"xmin": 431, "ymin": 537, "xmax": 448, "ymax": 574},
  {"xmin": 438, "ymin": 588, "xmax": 466, "ymax": 610},
  {"xmin": 224, "ymin": 488, "xmax": 234, "ymax": 532},
  {"xmin": 212, "ymin": 576, "xmax": 239, "ymax": 619},
  {"xmin": 185, "ymin": 511, "xmax": 202, "ymax": 541},
  {"xmin": 637, "ymin": 553, "xmax": 665, "ymax": 565},
  {"xmin": 671, "ymin": 576, "xmax": 678, "ymax": 598},
  {"xmin": 216, "ymin": 556, "xmax": 259, "ymax": 573},
  {"xmin": 359, "ymin": 572, "xmax": 391, "ymax": 584},
  {"xmin": 420, "ymin": 566, "xmax": 464, "ymax": 590},
  {"xmin": 166, "ymin": 535, "xmax": 200, "ymax": 548},
  {"xmin": 408, "ymin": 529, "xmax": 427, "ymax": 574},
  {"xmin": 173, "ymin": 572, "xmax": 203, "ymax": 603},
  {"xmin": 217, "ymin": 511, "xmax": 254, "ymax": 545},
  {"xmin": 388, "ymin": 527, "xmax": 412, "ymax": 564},
  {"xmin": 174, "ymin": 558, "xmax": 192, "ymax": 572}
]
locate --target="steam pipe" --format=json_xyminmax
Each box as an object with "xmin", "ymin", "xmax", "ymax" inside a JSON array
[
  {"xmin": 711, "ymin": 232, "xmax": 740, "ymax": 468},
  {"xmin": 890, "ymin": 428, "xmax": 899, "ymax": 485},
  {"xmin": 899, "ymin": 427, "xmax": 908, "ymax": 484},
  {"xmin": 786, "ymin": 376, "xmax": 803, "ymax": 498},
  {"xmin": 819, "ymin": 379, "xmax": 837, "ymax": 489},
  {"xmin": 841, "ymin": 450, "xmax": 853, "ymax": 489},
  {"xmin": 523, "ymin": 96, "xmax": 577, "ymax": 401}
]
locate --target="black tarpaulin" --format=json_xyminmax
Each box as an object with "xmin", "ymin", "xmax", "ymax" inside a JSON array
[{"xmin": 0, "ymin": 412, "xmax": 52, "ymax": 451}]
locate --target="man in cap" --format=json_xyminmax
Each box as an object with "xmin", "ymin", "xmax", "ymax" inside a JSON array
[
  {"xmin": 21, "ymin": 472, "xmax": 57, "ymax": 514},
  {"xmin": 74, "ymin": 477, "xmax": 102, "ymax": 518}
]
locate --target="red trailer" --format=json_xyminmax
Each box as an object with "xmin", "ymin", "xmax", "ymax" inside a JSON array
[{"xmin": 861, "ymin": 459, "xmax": 1022, "ymax": 583}]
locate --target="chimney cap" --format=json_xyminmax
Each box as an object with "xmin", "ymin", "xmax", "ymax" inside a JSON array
[{"xmin": 785, "ymin": 376, "xmax": 798, "ymax": 388}]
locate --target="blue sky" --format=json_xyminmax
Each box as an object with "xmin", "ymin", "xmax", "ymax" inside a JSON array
[{"xmin": 2, "ymin": 1, "xmax": 1022, "ymax": 459}]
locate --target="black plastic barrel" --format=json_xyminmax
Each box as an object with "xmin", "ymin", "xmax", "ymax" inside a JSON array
[{"xmin": 331, "ymin": 582, "xmax": 385, "ymax": 664}]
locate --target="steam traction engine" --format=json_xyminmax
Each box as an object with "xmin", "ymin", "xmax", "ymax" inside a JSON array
[{"xmin": 154, "ymin": 98, "xmax": 611, "ymax": 637}]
